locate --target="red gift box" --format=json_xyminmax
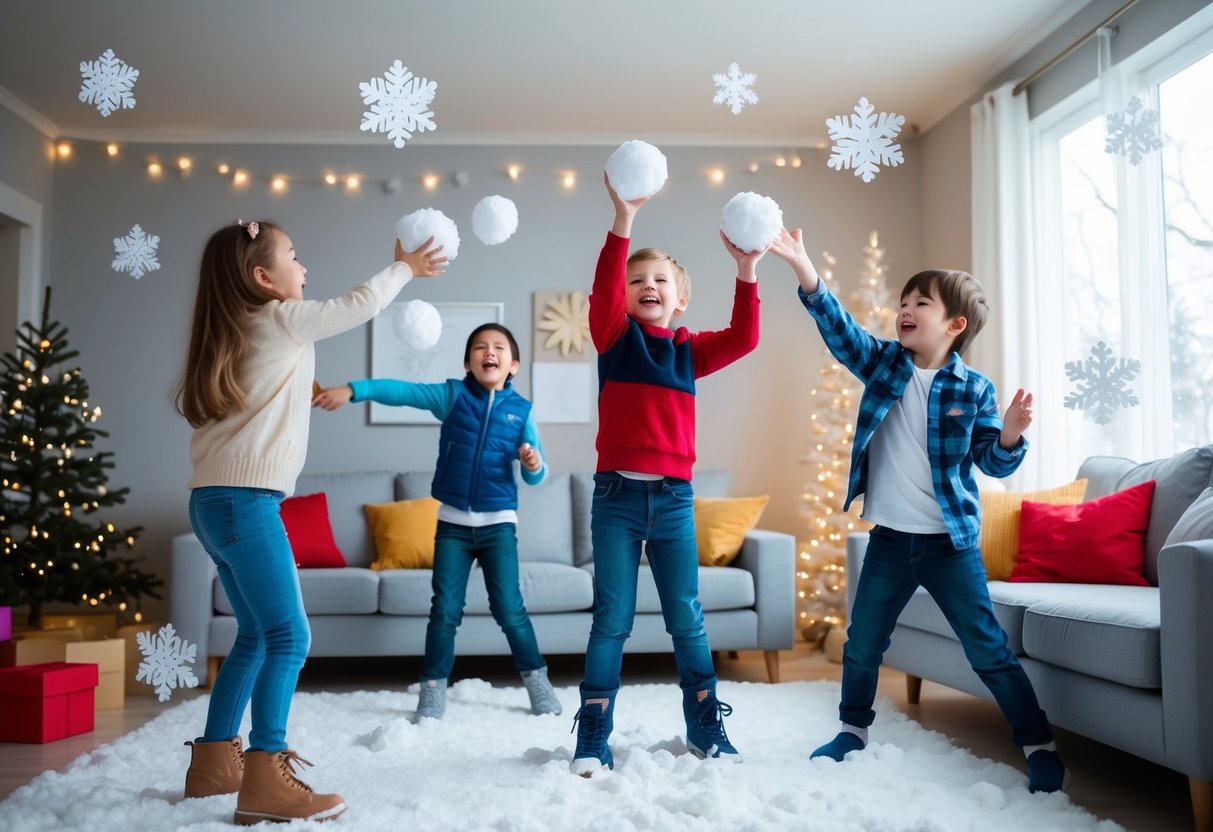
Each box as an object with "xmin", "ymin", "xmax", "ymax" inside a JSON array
[{"xmin": 0, "ymin": 661, "xmax": 99, "ymax": 743}]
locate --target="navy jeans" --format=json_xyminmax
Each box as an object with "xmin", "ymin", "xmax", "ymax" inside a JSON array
[
  {"xmin": 421, "ymin": 520, "xmax": 545, "ymax": 680},
  {"xmin": 842, "ymin": 526, "xmax": 1054, "ymax": 747},
  {"xmin": 188, "ymin": 486, "xmax": 311, "ymax": 753},
  {"xmin": 582, "ymin": 473, "xmax": 717, "ymax": 692}
]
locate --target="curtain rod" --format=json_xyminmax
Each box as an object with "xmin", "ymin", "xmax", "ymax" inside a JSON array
[{"xmin": 1012, "ymin": 0, "xmax": 1141, "ymax": 96}]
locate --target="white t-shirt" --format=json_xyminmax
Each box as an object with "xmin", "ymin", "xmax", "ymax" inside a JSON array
[{"xmin": 861, "ymin": 366, "xmax": 950, "ymax": 534}]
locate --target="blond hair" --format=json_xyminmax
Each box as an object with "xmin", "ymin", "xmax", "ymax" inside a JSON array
[
  {"xmin": 899, "ymin": 269, "xmax": 988, "ymax": 357},
  {"xmin": 627, "ymin": 247, "xmax": 691, "ymax": 306}
]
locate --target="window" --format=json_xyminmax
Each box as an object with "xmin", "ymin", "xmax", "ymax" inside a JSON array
[{"xmin": 1029, "ymin": 22, "xmax": 1213, "ymax": 484}]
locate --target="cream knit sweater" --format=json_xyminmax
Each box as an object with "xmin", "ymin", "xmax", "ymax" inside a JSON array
[{"xmin": 188, "ymin": 262, "xmax": 413, "ymax": 496}]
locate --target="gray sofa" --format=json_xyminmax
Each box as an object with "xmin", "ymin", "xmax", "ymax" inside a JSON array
[
  {"xmin": 171, "ymin": 469, "xmax": 796, "ymax": 687},
  {"xmin": 845, "ymin": 445, "xmax": 1213, "ymax": 830}
]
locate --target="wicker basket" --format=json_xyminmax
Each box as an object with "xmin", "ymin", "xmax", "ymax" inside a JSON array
[{"xmin": 824, "ymin": 624, "xmax": 847, "ymax": 664}]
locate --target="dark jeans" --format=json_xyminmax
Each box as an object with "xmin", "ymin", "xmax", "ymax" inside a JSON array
[
  {"xmin": 582, "ymin": 473, "xmax": 717, "ymax": 692},
  {"xmin": 421, "ymin": 520, "xmax": 545, "ymax": 680},
  {"xmin": 841, "ymin": 525, "xmax": 1053, "ymax": 747},
  {"xmin": 189, "ymin": 486, "xmax": 311, "ymax": 753}
]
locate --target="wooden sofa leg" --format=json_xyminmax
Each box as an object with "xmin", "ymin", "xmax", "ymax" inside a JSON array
[
  {"xmin": 207, "ymin": 656, "xmax": 222, "ymax": 689},
  {"xmin": 727, "ymin": 650, "xmax": 739, "ymax": 660},
  {"xmin": 1192, "ymin": 777, "xmax": 1213, "ymax": 832},
  {"xmin": 906, "ymin": 674, "xmax": 922, "ymax": 704},
  {"xmin": 763, "ymin": 650, "xmax": 780, "ymax": 684}
]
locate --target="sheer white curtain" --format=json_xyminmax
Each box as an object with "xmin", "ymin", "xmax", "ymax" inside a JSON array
[{"xmin": 971, "ymin": 82, "xmax": 1065, "ymax": 489}]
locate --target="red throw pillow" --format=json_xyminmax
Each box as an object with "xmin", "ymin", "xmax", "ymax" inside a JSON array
[
  {"xmin": 1010, "ymin": 479, "xmax": 1155, "ymax": 585},
  {"xmin": 280, "ymin": 492, "xmax": 345, "ymax": 568}
]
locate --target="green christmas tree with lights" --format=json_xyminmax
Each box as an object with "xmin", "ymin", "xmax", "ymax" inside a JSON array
[{"xmin": 0, "ymin": 287, "xmax": 160, "ymax": 628}]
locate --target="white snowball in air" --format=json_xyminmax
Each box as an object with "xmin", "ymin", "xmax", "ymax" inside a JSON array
[
  {"xmin": 471, "ymin": 195, "xmax": 519, "ymax": 245},
  {"xmin": 605, "ymin": 140, "xmax": 669, "ymax": 200},
  {"xmin": 396, "ymin": 208, "xmax": 460, "ymax": 262},
  {"xmin": 393, "ymin": 299, "xmax": 442, "ymax": 350},
  {"xmin": 720, "ymin": 191, "xmax": 783, "ymax": 253}
]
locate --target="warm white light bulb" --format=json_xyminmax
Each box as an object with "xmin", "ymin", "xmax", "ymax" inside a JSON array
[
  {"xmin": 507, "ymin": 164, "xmax": 520, "ymax": 181},
  {"xmin": 562, "ymin": 172, "xmax": 576, "ymax": 189},
  {"xmin": 233, "ymin": 170, "xmax": 248, "ymax": 187},
  {"xmin": 106, "ymin": 143, "xmax": 119, "ymax": 157},
  {"xmin": 345, "ymin": 175, "xmax": 361, "ymax": 191},
  {"xmin": 271, "ymin": 175, "xmax": 287, "ymax": 193},
  {"xmin": 422, "ymin": 173, "xmax": 439, "ymax": 191},
  {"xmin": 147, "ymin": 161, "xmax": 163, "ymax": 177}
]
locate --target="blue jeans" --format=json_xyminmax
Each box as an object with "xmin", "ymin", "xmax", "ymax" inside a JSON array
[
  {"xmin": 582, "ymin": 473, "xmax": 716, "ymax": 692},
  {"xmin": 842, "ymin": 526, "xmax": 1053, "ymax": 747},
  {"xmin": 421, "ymin": 520, "xmax": 545, "ymax": 680},
  {"xmin": 188, "ymin": 486, "xmax": 311, "ymax": 753}
]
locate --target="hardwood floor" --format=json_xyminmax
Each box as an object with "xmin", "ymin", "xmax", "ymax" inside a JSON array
[{"xmin": 0, "ymin": 643, "xmax": 1194, "ymax": 830}]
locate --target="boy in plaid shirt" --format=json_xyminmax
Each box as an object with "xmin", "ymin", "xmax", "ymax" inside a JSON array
[{"xmin": 769, "ymin": 227, "xmax": 1067, "ymax": 794}]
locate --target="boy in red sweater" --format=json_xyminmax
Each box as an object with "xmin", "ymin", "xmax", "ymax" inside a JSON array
[{"xmin": 570, "ymin": 174, "xmax": 764, "ymax": 776}]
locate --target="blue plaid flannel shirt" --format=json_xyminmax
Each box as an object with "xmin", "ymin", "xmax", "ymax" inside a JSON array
[{"xmin": 798, "ymin": 281, "xmax": 1026, "ymax": 550}]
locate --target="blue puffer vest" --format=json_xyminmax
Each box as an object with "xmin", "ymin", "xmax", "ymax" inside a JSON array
[{"xmin": 431, "ymin": 376, "xmax": 532, "ymax": 512}]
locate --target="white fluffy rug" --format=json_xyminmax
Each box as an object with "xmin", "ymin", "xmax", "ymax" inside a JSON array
[{"xmin": 0, "ymin": 680, "xmax": 1120, "ymax": 831}]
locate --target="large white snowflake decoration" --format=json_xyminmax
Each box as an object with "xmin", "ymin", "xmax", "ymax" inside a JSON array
[
  {"xmin": 78, "ymin": 48, "xmax": 139, "ymax": 117},
  {"xmin": 712, "ymin": 62, "xmax": 758, "ymax": 115},
  {"xmin": 136, "ymin": 623, "xmax": 199, "ymax": 702},
  {"xmin": 359, "ymin": 60, "xmax": 437, "ymax": 148},
  {"xmin": 111, "ymin": 224, "xmax": 160, "ymax": 279},
  {"xmin": 1105, "ymin": 96, "xmax": 1163, "ymax": 166},
  {"xmin": 826, "ymin": 97, "xmax": 905, "ymax": 183},
  {"xmin": 1064, "ymin": 341, "xmax": 1141, "ymax": 425}
]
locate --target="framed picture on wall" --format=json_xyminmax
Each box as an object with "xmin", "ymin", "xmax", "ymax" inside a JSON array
[{"xmin": 368, "ymin": 301, "xmax": 504, "ymax": 424}]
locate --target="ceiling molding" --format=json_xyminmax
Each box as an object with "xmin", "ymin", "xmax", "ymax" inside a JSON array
[{"xmin": 0, "ymin": 84, "xmax": 58, "ymax": 139}]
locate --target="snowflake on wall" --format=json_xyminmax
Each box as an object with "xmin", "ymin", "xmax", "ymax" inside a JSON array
[
  {"xmin": 111, "ymin": 224, "xmax": 160, "ymax": 279},
  {"xmin": 78, "ymin": 48, "xmax": 139, "ymax": 117},
  {"xmin": 1064, "ymin": 341, "xmax": 1141, "ymax": 425},
  {"xmin": 712, "ymin": 62, "xmax": 758, "ymax": 115},
  {"xmin": 536, "ymin": 291, "xmax": 590, "ymax": 357},
  {"xmin": 359, "ymin": 60, "xmax": 437, "ymax": 148},
  {"xmin": 136, "ymin": 623, "xmax": 199, "ymax": 702},
  {"xmin": 826, "ymin": 97, "xmax": 905, "ymax": 183},
  {"xmin": 1105, "ymin": 95, "xmax": 1163, "ymax": 166}
]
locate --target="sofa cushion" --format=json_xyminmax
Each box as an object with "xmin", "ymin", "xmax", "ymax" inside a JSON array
[
  {"xmin": 581, "ymin": 563, "xmax": 754, "ymax": 612},
  {"xmin": 695, "ymin": 496, "xmax": 769, "ymax": 566},
  {"xmin": 280, "ymin": 492, "xmax": 346, "ymax": 568},
  {"xmin": 213, "ymin": 567, "xmax": 379, "ymax": 616},
  {"xmin": 377, "ymin": 561, "xmax": 592, "ymax": 615},
  {"xmin": 1078, "ymin": 445, "xmax": 1213, "ymax": 585},
  {"xmin": 978, "ymin": 480, "xmax": 1087, "ymax": 580},
  {"xmin": 1164, "ymin": 486, "xmax": 1213, "ymax": 546},
  {"xmin": 1020, "ymin": 586, "xmax": 1161, "ymax": 688},
  {"xmin": 895, "ymin": 583, "xmax": 1042, "ymax": 655},
  {"xmin": 295, "ymin": 471, "xmax": 396, "ymax": 568},
  {"xmin": 365, "ymin": 497, "xmax": 440, "ymax": 569},
  {"xmin": 397, "ymin": 471, "xmax": 575, "ymax": 565}
]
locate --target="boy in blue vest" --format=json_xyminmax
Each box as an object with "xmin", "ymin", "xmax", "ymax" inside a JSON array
[
  {"xmin": 768, "ymin": 226, "xmax": 1067, "ymax": 793},
  {"xmin": 314, "ymin": 323, "xmax": 561, "ymax": 721}
]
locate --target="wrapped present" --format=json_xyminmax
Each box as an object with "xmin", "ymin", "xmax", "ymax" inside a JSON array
[
  {"xmin": 0, "ymin": 638, "xmax": 68, "ymax": 668},
  {"xmin": 0, "ymin": 607, "xmax": 11, "ymax": 641},
  {"xmin": 117, "ymin": 623, "xmax": 160, "ymax": 696},
  {"xmin": 40, "ymin": 612, "xmax": 119, "ymax": 641},
  {"xmin": 0, "ymin": 661, "xmax": 98, "ymax": 743},
  {"xmin": 64, "ymin": 639, "xmax": 125, "ymax": 709},
  {"xmin": 9, "ymin": 625, "xmax": 84, "ymax": 644}
]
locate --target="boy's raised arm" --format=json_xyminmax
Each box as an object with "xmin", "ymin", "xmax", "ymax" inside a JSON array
[{"xmin": 589, "ymin": 174, "xmax": 649, "ymax": 352}]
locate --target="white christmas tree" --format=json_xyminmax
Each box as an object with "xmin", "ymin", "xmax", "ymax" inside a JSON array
[{"xmin": 798, "ymin": 232, "xmax": 895, "ymax": 645}]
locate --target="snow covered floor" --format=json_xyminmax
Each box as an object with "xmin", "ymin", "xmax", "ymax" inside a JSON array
[{"xmin": 0, "ymin": 679, "xmax": 1121, "ymax": 831}]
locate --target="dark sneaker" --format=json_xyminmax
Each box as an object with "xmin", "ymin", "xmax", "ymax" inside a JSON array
[
  {"xmin": 570, "ymin": 688, "xmax": 615, "ymax": 776},
  {"xmin": 684, "ymin": 686, "xmax": 741, "ymax": 762},
  {"xmin": 1027, "ymin": 748, "xmax": 1070, "ymax": 793}
]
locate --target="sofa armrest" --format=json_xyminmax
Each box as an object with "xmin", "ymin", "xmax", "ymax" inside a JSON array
[
  {"xmin": 170, "ymin": 532, "xmax": 218, "ymax": 684},
  {"xmin": 846, "ymin": 532, "xmax": 870, "ymax": 619},
  {"xmin": 736, "ymin": 528, "xmax": 796, "ymax": 649},
  {"xmin": 1159, "ymin": 539, "xmax": 1213, "ymax": 779}
]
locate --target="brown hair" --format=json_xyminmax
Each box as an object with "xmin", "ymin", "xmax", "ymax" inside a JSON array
[
  {"xmin": 626, "ymin": 247, "xmax": 691, "ymax": 306},
  {"xmin": 173, "ymin": 221, "xmax": 281, "ymax": 427},
  {"xmin": 899, "ymin": 269, "xmax": 988, "ymax": 357}
]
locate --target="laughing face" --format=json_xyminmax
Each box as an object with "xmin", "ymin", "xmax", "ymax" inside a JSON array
[
  {"xmin": 465, "ymin": 329, "xmax": 519, "ymax": 391},
  {"xmin": 626, "ymin": 257, "xmax": 687, "ymax": 328},
  {"xmin": 897, "ymin": 284, "xmax": 967, "ymax": 368}
]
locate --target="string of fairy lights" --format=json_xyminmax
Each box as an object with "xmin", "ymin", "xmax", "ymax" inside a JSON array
[{"xmin": 48, "ymin": 139, "xmax": 813, "ymax": 196}]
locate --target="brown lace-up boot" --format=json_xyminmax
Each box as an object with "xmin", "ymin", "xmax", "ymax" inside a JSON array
[
  {"xmin": 234, "ymin": 750, "xmax": 346, "ymax": 825},
  {"xmin": 183, "ymin": 737, "xmax": 244, "ymax": 798}
]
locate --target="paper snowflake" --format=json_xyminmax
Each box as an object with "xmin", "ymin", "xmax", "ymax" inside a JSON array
[
  {"xmin": 536, "ymin": 292, "xmax": 590, "ymax": 357},
  {"xmin": 78, "ymin": 48, "xmax": 139, "ymax": 117},
  {"xmin": 712, "ymin": 62, "xmax": 758, "ymax": 116},
  {"xmin": 1064, "ymin": 341, "xmax": 1141, "ymax": 425},
  {"xmin": 826, "ymin": 97, "xmax": 906, "ymax": 183},
  {"xmin": 1105, "ymin": 96, "xmax": 1163, "ymax": 166},
  {"xmin": 359, "ymin": 60, "xmax": 437, "ymax": 148},
  {"xmin": 136, "ymin": 623, "xmax": 199, "ymax": 702},
  {"xmin": 111, "ymin": 224, "xmax": 160, "ymax": 279}
]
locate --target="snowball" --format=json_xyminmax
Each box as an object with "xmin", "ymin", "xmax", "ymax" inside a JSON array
[
  {"xmin": 605, "ymin": 140, "xmax": 668, "ymax": 200},
  {"xmin": 395, "ymin": 208, "xmax": 460, "ymax": 262},
  {"xmin": 393, "ymin": 299, "xmax": 442, "ymax": 351},
  {"xmin": 720, "ymin": 191, "xmax": 783, "ymax": 253},
  {"xmin": 471, "ymin": 195, "xmax": 519, "ymax": 245}
]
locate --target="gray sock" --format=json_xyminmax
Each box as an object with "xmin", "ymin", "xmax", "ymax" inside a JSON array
[
  {"xmin": 1023, "ymin": 741, "xmax": 1056, "ymax": 759},
  {"xmin": 521, "ymin": 666, "xmax": 562, "ymax": 716},
  {"xmin": 415, "ymin": 678, "xmax": 447, "ymax": 721},
  {"xmin": 840, "ymin": 724, "xmax": 869, "ymax": 744}
]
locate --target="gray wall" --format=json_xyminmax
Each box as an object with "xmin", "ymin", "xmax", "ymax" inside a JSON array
[
  {"xmin": 0, "ymin": 105, "xmax": 53, "ymax": 355},
  {"xmin": 43, "ymin": 140, "xmax": 923, "ymax": 621}
]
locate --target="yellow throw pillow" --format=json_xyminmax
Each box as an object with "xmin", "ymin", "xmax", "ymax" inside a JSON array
[
  {"xmin": 694, "ymin": 496, "xmax": 770, "ymax": 566},
  {"xmin": 980, "ymin": 480, "xmax": 1087, "ymax": 580},
  {"xmin": 364, "ymin": 497, "xmax": 441, "ymax": 570}
]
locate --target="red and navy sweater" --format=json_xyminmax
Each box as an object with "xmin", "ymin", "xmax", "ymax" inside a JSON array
[{"xmin": 590, "ymin": 231, "xmax": 760, "ymax": 480}]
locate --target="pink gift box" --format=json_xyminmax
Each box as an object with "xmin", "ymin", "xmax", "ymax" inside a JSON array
[{"xmin": 0, "ymin": 607, "xmax": 11, "ymax": 642}]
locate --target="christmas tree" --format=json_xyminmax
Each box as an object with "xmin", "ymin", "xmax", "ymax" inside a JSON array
[
  {"xmin": 0, "ymin": 287, "xmax": 160, "ymax": 628},
  {"xmin": 798, "ymin": 233, "xmax": 895, "ymax": 644}
]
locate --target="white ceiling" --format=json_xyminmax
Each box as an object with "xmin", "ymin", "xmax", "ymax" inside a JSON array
[{"xmin": 0, "ymin": 0, "xmax": 1086, "ymax": 146}]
